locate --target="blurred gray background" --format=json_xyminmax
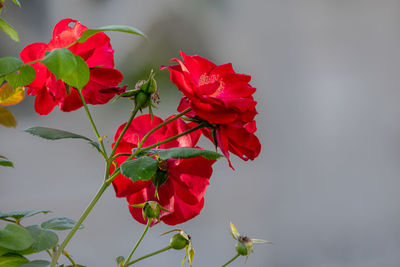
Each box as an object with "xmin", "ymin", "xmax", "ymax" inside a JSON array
[{"xmin": 1, "ymin": 0, "xmax": 400, "ymax": 266}]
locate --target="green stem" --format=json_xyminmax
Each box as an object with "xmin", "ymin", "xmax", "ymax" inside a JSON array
[
  {"xmin": 123, "ymin": 219, "xmax": 152, "ymax": 267},
  {"xmin": 106, "ymin": 123, "xmax": 207, "ymax": 184},
  {"xmin": 63, "ymin": 250, "xmax": 77, "ymax": 266},
  {"xmin": 139, "ymin": 122, "xmax": 206, "ymax": 152},
  {"xmin": 137, "ymin": 107, "xmax": 191, "ymax": 149},
  {"xmin": 221, "ymin": 254, "xmax": 240, "ymax": 267},
  {"xmin": 77, "ymin": 89, "xmax": 108, "ymax": 160},
  {"xmin": 125, "ymin": 245, "xmax": 172, "ymax": 266},
  {"xmin": 0, "ymin": 218, "xmax": 16, "ymax": 223},
  {"xmin": 49, "ymin": 181, "xmax": 111, "ymax": 267},
  {"xmin": 110, "ymin": 105, "xmax": 141, "ymax": 158}
]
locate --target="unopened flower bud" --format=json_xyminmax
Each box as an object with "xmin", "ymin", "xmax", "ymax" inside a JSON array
[
  {"xmin": 142, "ymin": 201, "xmax": 160, "ymax": 220},
  {"xmin": 170, "ymin": 233, "xmax": 189, "ymax": 250},
  {"xmin": 235, "ymin": 236, "xmax": 253, "ymax": 256}
]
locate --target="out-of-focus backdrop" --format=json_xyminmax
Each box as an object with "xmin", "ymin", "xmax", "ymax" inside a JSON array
[{"xmin": 2, "ymin": 0, "xmax": 400, "ymax": 266}]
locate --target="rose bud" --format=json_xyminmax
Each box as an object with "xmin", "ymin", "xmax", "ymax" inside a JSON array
[{"xmin": 170, "ymin": 233, "xmax": 189, "ymax": 250}]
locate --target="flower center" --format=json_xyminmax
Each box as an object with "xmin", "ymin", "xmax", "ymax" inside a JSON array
[{"xmin": 198, "ymin": 73, "xmax": 225, "ymax": 96}]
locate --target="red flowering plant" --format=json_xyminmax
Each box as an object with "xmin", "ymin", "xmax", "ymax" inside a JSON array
[
  {"xmin": 162, "ymin": 51, "xmax": 261, "ymax": 168},
  {"xmin": 111, "ymin": 114, "xmax": 215, "ymax": 226},
  {"xmin": 0, "ymin": 11, "xmax": 266, "ymax": 267},
  {"xmin": 20, "ymin": 18, "xmax": 125, "ymax": 115}
]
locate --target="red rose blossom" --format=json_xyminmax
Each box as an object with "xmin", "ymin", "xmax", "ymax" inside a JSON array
[
  {"xmin": 162, "ymin": 52, "xmax": 261, "ymax": 168},
  {"xmin": 20, "ymin": 18, "xmax": 125, "ymax": 115},
  {"xmin": 111, "ymin": 114, "xmax": 214, "ymax": 225}
]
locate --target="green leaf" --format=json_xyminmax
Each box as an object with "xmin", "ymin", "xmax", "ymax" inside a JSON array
[
  {"xmin": 0, "ymin": 57, "xmax": 23, "ymax": 77},
  {"xmin": 0, "ymin": 210, "xmax": 51, "ymax": 220},
  {"xmin": 0, "ymin": 224, "xmax": 33, "ymax": 251},
  {"xmin": 0, "ymin": 106, "xmax": 16, "ymax": 128},
  {"xmin": 25, "ymin": 225, "xmax": 58, "ymax": 252},
  {"xmin": 5, "ymin": 65, "xmax": 36, "ymax": 88},
  {"xmin": 132, "ymin": 148, "xmax": 161, "ymax": 157},
  {"xmin": 78, "ymin": 25, "xmax": 146, "ymax": 43},
  {"xmin": 11, "ymin": 0, "xmax": 21, "ymax": 7},
  {"xmin": 19, "ymin": 260, "xmax": 50, "ymax": 267},
  {"xmin": 0, "ymin": 156, "xmax": 13, "ymax": 167},
  {"xmin": 24, "ymin": 127, "xmax": 101, "ymax": 152},
  {"xmin": 157, "ymin": 147, "xmax": 223, "ymax": 161},
  {"xmin": 41, "ymin": 217, "xmax": 83, "ymax": 231},
  {"xmin": 0, "ymin": 18, "xmax": 19, "ymax": 42},
  {"xmin": 41, "ymin": 49, "xmax": 89, "ymax": 89},
  {"xmin": 120, "ymin": 157, "xmax": 158, "ymax": 182},
  {"xmin": 0, "ymin": 254, "xmax": 29, "ymax": 267}
]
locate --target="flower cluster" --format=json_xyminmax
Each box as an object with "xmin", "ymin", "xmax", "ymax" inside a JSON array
[
  {"xmin": 20, "ymin": 18, "xmax": 125, "ymax": 115},
  {"xmin": 111, "ymin": 115, "xmax": 215, "ymax": 225}
]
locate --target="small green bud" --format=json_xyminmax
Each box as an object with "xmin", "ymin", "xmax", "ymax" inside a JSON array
[
  {"xmin": 142, "ymin": 201, "xmax": 160, "ymax": 220},
  {"xmin": 170, "ymin": 233, "xmax": 189, "ymax": 250},
  {"xmin": 235, "ymin": 236, "xmax": 253, "ymax": 256},
  {"xmin": 235, "ymin": 241, "xmax": 248, "ymax": 256},
  {"xmin": 135, "ymin": 91, "xmax": 148, "ymax": 109}
]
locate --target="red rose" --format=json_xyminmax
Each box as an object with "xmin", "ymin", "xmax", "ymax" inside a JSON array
[
  {"xmin": 162, "ymin": 52, "xmax": 261, "ymax": 168},
  {"xmin": 111, "ymin": 114, "xmax": 214, "ymax": 225},
  {"xmin": 20, "ymin": 18, "xmax": 125, "ymax": 115}
]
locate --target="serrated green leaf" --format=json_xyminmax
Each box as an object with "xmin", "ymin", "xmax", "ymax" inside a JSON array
[
  {"xmin": 0, "ymin": 224, "xmax": 33, "ymax": 251},
  {"xmin": 25, "ymin": 225, "xmax": 58, "ymax": 252},
  {"xmin": 62, "ymin": 54, "xmax": 89, "ymax": 90},
  {"xmin": 41, "ymin": 217, "xmax": 83, "ymax": 231},
  {"xmin": 24, "ymin": 127, "xmax": 101, "ymax": 152},
  {"xmin": 0, "ymin": 210, "xmax": 51, "ymax": 220},
  {"xmin": 120, "ymin": 157, "xmax": 158, "ymax": 182},
  {"xmin": 19, "ymin": 260, "xmax": 50, "ymax": 267},
  {"xmin": 0, "ymin": 254, "xmax": 29, "ymax": 267},
  {"xmin": 78, "ymin": 25, "xmax": 145, "ymax": 43},
  {"xmin": 5, "ymin": 65, "xmax": 35, "ymax": 88},
  {"xmin": 158, "ymin": 147, "xmax": 223, "ymax": 161},
  {"xmin": 41, "ymin": 49, "xmax": 89, "ymax": 90},
  {"xmin": 0, "ymin": 57, "xmax": 23, "ymax": 77},
  {"xmin": 41, "ymin": 48, "xmax": 77, "ymax": 78},
  {"xmin": 0, "ymin": 18, "xmax": 19, "ymax": 42},
  {"xmin": 11, "ymin": 0, "xmax": 21, "ymax": 7}
]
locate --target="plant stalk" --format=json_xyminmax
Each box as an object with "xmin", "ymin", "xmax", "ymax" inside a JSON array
[
  {"xmin": 126, "ymin": 245, "xmax": 172, "ymax": 266},
  {"xmin": 123, "ymin": 219, "xmax": 152, "ymax": 266},
  {"xmin": 221, "ymin": 254, "xmax": 240, "ymax": 267}
]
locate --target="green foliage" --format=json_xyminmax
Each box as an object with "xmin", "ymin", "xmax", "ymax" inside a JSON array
[
  {"xmin": 157, "ymin": 147, "xmax": 223, "ymax": 161},
  {"xmin": 0, "ymin": 210, "xmax": 51, "ymax": 221},
  {"xmin": 19, "ymin": 260, "xmax": 51, "ymax": 267},
  {"xmin": 0, "ymin": 156, "xmax": 13, "ymax": 167},
  {"xmin": 41, "ymin": 49, "xmax": 89, "ymax": 89},
  {"xmin": 41, "ymin": 217, "xmax": 83, "ymax": 231},
  {"xmin": 0, "ymin": 57, "xmax": 23, "ymax": 77},
  {"xmin": 78, "ymin": 25, "xmax": 146, "ymax": 43},
  {"xmin": 24, "ymin": 127, "xmax": 101, "ymax": 152},
  {"xmin": 0, "ymin": 254, "xmax": 29, "ymax": 267},
  {"xmin": 0, "ymin": 18, "xmax": 19, "ymax": 42},
  {"xmin": 5, "ymin": 65, "xmax": 36, "ymax": 88},
  {"xmin": 115, "ymin": 256, "xmax": 125, "ymax": 265},
  {"xmin": 0, "ymin": 224, "xmax": 33, "ymax": 251},
  {"xmin": 120, "ymin": 157, "xmax": 158, "ymax": 182},
  {"xmin": 25, "ymin": 226, "xmax": 58, "ymax": 252}
]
